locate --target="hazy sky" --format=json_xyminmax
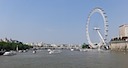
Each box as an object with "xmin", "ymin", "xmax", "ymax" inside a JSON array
[{"xmin": 0, "ymin": 0, "xmax": 127, "ymax": 44}]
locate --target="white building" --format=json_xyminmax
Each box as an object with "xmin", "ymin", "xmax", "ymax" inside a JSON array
[{"xmin": 119, "ymin": 24, "xmax": 128, "ymax": 37}]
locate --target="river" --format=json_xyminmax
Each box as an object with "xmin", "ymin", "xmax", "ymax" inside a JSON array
[{"xmin": 0, "ymin": 50, "xmax": 128, "ymax": 68}]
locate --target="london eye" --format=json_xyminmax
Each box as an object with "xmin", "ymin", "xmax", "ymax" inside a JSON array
[{"xmin": 86, "ymin": 7, "xmax": 109, "ymax": 49}]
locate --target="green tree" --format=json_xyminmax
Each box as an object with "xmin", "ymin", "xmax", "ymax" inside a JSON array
[
  {"xmin": 0, "ymin": 41, "xmax": 31, "ymax": 51},
  {"xmin": 82, "ymin": 43, "xmax": 90, "ymax": 49}
]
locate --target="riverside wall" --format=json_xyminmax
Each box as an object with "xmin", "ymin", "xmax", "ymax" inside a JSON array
[{"xmin": 110, "ymin": 41, "xmax": 128, "ymax": 51}]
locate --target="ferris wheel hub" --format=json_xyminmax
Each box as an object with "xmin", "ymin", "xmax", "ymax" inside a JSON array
[{"xmin": 93, "ymin": 27, "xmax": 100, "ymax": 30}]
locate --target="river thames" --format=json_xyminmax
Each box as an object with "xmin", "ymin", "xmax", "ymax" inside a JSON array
[{"xmin": 0, "ymin": 50, "xmax": 128, "ymax": 68}]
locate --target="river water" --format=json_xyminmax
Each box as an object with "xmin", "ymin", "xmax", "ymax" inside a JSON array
[{"xmin": 0, "ymin": 50, "xmax": 128, "ymax": 68}]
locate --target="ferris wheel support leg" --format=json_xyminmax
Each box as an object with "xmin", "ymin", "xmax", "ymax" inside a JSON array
[{"xmin": 96, "ymin": 30, "xmax": 106, "ymax": 46}]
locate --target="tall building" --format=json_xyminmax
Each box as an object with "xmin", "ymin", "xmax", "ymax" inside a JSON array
[{"xmin": 119, "ymin": 24, "xmax": 128, "ymax": 37}]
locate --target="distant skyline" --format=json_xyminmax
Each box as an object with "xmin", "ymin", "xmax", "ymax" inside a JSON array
[{"xmin": 0, "ymin": 0, "xmax": 128, "ymax": 44}]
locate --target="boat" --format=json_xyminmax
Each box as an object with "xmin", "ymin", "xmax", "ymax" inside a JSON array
[
  {"xmin": 70, "ymin": 49, "xmax": 74, "ymax": 51},
  {"xmin": 32, "ymin": 50, "xmax": 36, "ymax": 54},
  {"xmin": 3, "ymin": 51, "xmax": 16, "ymax": 56},
  {"xmin": 47, "ymin": 49, "xmax": 51, "ymax": 51},
  {"xmin": 18, "ymin": 50, "xmax": 28, "ymax": 53},
  {"xmin": 23, "ymin": 50, "xmax": 27, "ymax": 53},
  {"xmin": 0, "ymin": 51, "xmax": 5, "ymax": 55},
  {"xmin": 18, "ymin": 50, "xmax": 23, "ymax": 53},
  {"xmin": 49, "ymin": 50, "xmax": 62, "ymax": 54}
]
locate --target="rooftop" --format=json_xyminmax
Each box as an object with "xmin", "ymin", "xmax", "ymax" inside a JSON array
[{"xmin": 119, "ymin": 24, "xmax": 128, "ymax": 27}]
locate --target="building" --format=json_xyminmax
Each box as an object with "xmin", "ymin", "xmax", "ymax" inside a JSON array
[
  {"xmin": 110, "ymin": 24, "xmax": 128, "ymax": 51},
  {"xmin": 119, "ymin": 24, "xmax": 128, "ymax": 37},
  {"xmin": 110, "ymin": 37, "xmax": 128, "ymax": 51}
]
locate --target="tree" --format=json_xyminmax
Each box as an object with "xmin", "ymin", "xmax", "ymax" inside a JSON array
[
  {"xmin": 82, "ymin": 43, "xmax": 90, "ymax": 49},
  {"xmin": 0, "ymin": 41, "xmax": 31, "ymax": 51}
]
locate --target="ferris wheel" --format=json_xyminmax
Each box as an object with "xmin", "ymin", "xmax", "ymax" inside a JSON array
[{"xmin": 86, "ymin": 7, "xmax": 109, "ymax": 49}]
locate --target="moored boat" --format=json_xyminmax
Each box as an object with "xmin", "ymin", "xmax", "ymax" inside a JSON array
[
  {"xmin": 70, "ymin": 49, "xmax": 74, "ymax": 51},
  {"xmin": 0, "ymin": 51, "xmax": 5, "ymax": 55},
  {"xmin": 3, "ymin": 51, "xmax": 16, "ymax": 56},
  {"xmin": 33, "ymin": 50, "xmax": 36, "ymax": 54},
  {"xmin": 49, "ymin": 50, "xmax": 62, "ymax": 54}
]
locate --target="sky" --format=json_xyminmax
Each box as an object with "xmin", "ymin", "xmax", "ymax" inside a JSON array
[{"xmin": 0, "ymin": 0, "xmax": 127, "ymax": 44}]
